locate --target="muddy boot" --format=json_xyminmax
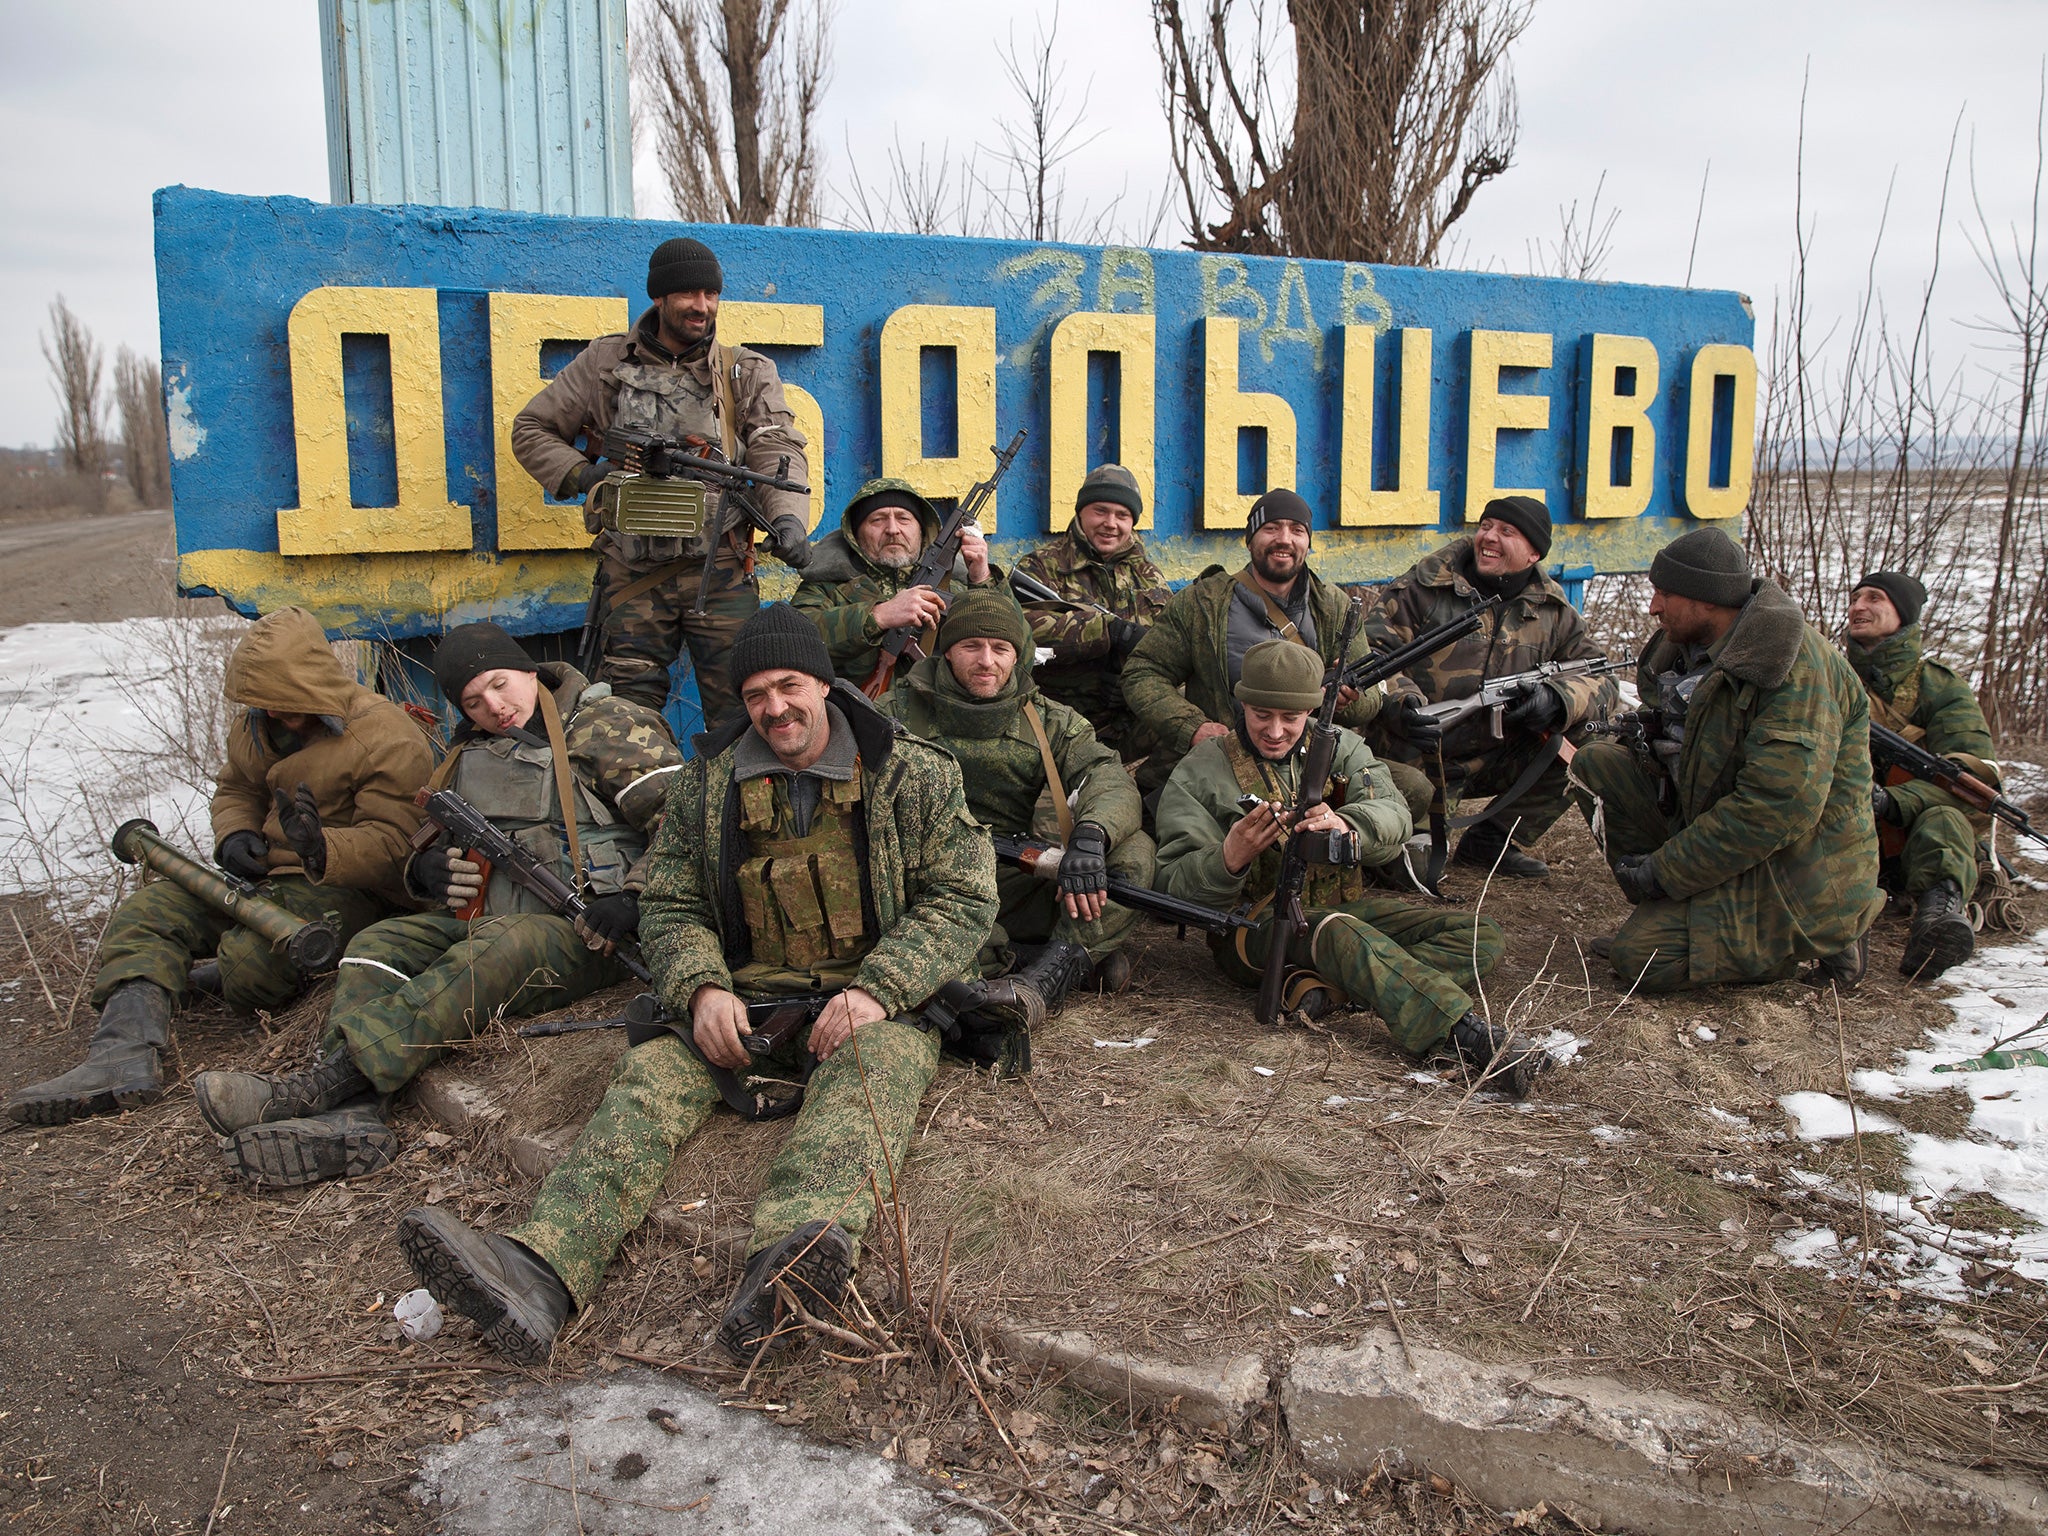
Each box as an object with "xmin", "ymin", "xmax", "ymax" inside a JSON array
[
  {"xmin": 1802, "ymin": 929, "xmax": 1870, "ymax": 992},
  {"xmin": 195, "ymin": 1048, "xmax": 373, "ymax": 1136},
  {"xmin": 224, "ymin": 1098, "xmax": 396, "ymax": 1188},
  {"xmin": 1452, "ymin": 820, "xmax": 1549, "ymax": 880},
  {"xmin": 186, "ymin": 959, "xmax": 222, "ymax": 998},
  {"xmin": 1448, "ymin": 1012, "xmax": 1544, "ymax": 1099},
  {"xmin": 398, "ymin": 1206, "xmax": 572, "ymax": 1366},
  {"xmin": 1901, "ymin": 881, "xmax": 1974, "ymax": 982},
  {"xmin": 1089, "ymin": 948, "xmax": 1133, "ymax": 997},
  {"xmin": 5, "ymin": 981, "xmax": 173, "ymax": 1126},
  {"xmin": 716, "ymin": 1220, "xmax": 856, "ymax": 1363}
]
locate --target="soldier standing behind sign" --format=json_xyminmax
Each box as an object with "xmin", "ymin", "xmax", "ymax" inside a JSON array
[
  {"xmin": 511, "ymin": 238, "xmax": 815, "ymax": 731},
  {"xmin": 1012, "ymin": 465, "xmax": 1172, "ymax": 758}
]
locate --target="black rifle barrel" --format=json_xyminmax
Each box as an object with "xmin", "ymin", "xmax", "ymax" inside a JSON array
[
  {"xmin": 1333, "ymin": 596, "xmax": 1500, "ymax": 693},
  {"xmin": 990, "ymin": 834, "xmax": 1253, "ymax": 933}
]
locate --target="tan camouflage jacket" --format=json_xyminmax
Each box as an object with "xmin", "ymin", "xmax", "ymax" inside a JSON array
[{"xmin": 1013, "ymin": 526, "xmax": 1171, "ymax": 743}]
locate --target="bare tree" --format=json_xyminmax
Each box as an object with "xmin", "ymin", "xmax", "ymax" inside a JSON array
[
  {"xmin": 1152, "ymin": 0, "xmax": 1530, "ymax": 264},
  {"xmin": 41, "ymin": 296, "xmax": 105, "ymax": 475},
  {"xmin": 637, "ymin": 0, "xmax": 832, "ymax": 226},
  {"xmin": 113, "ymin": 348, "xmax": 170, "ymax": 508},
  {"xmin": 1526, "ymin": 170, "xmax": 1619, "ymax": 281}
]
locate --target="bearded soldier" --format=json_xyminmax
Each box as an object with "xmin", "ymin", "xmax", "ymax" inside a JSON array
[
  {"xmin": 879, "ymin": 589, "xmax": 1152, "ymax": 998},
  {"xmin": 1155, "ymin": 641, "xmax": 1539, "ymax": 1095},
  {"xmin": 6, "ymin": 608, "xmax": 430, "ymax": 1126},
  {"xmin": 1366, "ymin": 496, "xmax": 1619, "ymax": 880},
  {"xmin": 789, "ymin": 478, "xmax": 1001, "ymax": 688},
  {"xmin": 1842, "ymin": 572, "xmax": 1999, "ymax": 980},
  {"xmin": 511, "ymin": 237, "xmax": 814, "ymax": 730},
  {"xmin": 1012, "ymin": 464, "xmax": 1171, "ymax": 757},
  {"xmin": 1569, "ymin": 529, "xmax": 1883, "ymax": 992},
  {"xmin": 192, "ymin": 623, "xmax": 681, "ymax": 1186},
  {"xmin": 391, "ymin": 607, "xmax": 998, "ymax": 1365}
]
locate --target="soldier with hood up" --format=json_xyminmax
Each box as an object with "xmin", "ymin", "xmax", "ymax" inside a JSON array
[{"xmin": 6, "ymin": 608, "xmax": 433, "ymax": 1126}]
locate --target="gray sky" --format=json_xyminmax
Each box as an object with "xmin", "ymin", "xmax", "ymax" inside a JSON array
[{"xmin": 4, "ymin": 0, "xmax": 2046, "ymax": 447}]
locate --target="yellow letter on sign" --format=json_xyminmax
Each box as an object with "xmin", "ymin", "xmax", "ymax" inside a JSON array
[
  {"xmin": 277, "ymin": 286, "xmax": 471, "ymax": 555},
  {"xmin": 1202, "ymin": 317, "xmax": 1297, "ymax": 531},
  {"xmin": 719, "ymin": 301, "xmax": 827, "ymax": 532},
  {"xmin": 1338, "ymin": 325, "xmax": 1438, "ymax": 527},
  {"xmin": 489, "ymin": 293, "xmax": 628, "ymax": 550},
  {"xmin": 1578, "ymin": 333, "xmax": 1660, "ymax": 520},
  {"xmin": 1047, "ymin": 311, "xmax": 1156, "ymax": 532},
  {"xmin": 1683, "ymin": 344, "xmax": 1758, "ymax": 520},
  {"xmin": 880, "ymin": 305, "xmax": 998, "ymax": 515},
  {"xmin": 1464, "ymin": 329, "xmax": 1552, "ymax": 520}
]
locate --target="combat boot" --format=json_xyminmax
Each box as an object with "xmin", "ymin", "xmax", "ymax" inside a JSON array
[
  {"xmin": 716, "ymin": 1220, "xmax": 856, "ymax": 1362},
  {"xmin": 1452, "ymin": 820, "xmax": 1549, "ymax": 880},
  {"xmin": 1902, "ymin": 881, "xmax": 1974, "ymax": 981},
  {"xmin": 1014, "ymin": 941, "xmax": 1091, "ymax": 1016},
  {"xmin": 1802, "ymin": 929, "xmax": 1870, "ymax": 992},
  {"xmin": 224, "ymin": 1099, "xmax": 396, "ymax": 1188},
  {"xmin": 195, "ymin": 1048, "xmax": 373, "ymax": 1136},
  {"xmin": 1448, "ymin": 1012, "xmax": 1544, "ymax": 1099},
  {"xmin": 5, "ymin": 981, "xmax": 173, "ymax": 1126},
  {"xmin": 398, "ymin": 1206, "xmax": 572, "ymax": 1366}
]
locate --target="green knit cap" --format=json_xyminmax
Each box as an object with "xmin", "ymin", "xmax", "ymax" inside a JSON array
[
  {"xmin": 1233, "ymin": 639, "xmax": 1324, "ymax": 710},
  {"xmin": 938, "ymin": 589, "xmax": 1033, "ymax": 656}
]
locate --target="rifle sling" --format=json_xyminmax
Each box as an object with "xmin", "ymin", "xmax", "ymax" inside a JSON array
[
  {"xmin": 1446, "ymin": 731, "xmax": 1566, "ymax": 831},
  {"xmin": 533, "ymin": 685, "xmax": 584, "ymax": 886},
  {"xmin": 1236, "ymin": 568, "xmax": 1315, "ymax": 648},
  {"xmin": 605, "ymin": 557, "xmax": 697, "ymax": 611},
  {"xmin": 1021, "ymin": 701, "xmax": 1074, "ymax": 845}
]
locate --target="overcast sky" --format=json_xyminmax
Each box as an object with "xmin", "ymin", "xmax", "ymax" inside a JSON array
[{"xmin": 3, "ymin": 0, "xmax": 2046, "ymax": 447}]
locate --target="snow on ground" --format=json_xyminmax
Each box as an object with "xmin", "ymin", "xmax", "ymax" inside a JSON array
[{"xmin": 0, "ymin": 617, "xmax": 244, "ymax": 904}]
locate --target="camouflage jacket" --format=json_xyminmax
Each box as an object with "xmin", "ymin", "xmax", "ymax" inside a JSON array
[
  {"xmin": 1845, "ymin": 623, "xmax": 2001, "ymax": 821},
  {"xmin": 638, "ymin": 684, "xmax": 998, "ymax": 1018},
  {"xmin": 1364, "ymin": 539, "xmax": 1619, "ymax": 777},
  {"xmin": 1013, "ymin": 527, "xmax": 1172, "ymax": 740},
  {"xmin": 790, "ymin": 487, "xmax": 1003, "ymax": 684},
  {"xmin": 876, "ymin": 656, "xmax": 1141, "ymax": 846},
  {"xmin": 1637, "ymin": 581, "xmax": 1883, "ymax": 981},
  {"xmin": 1121, "ymin": 564, "xmax": 1384, "ymax": 778}
]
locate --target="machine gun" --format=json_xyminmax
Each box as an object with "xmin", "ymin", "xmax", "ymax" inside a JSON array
[
  {"xmin": 990, "ymin": 834, "xmax": 1254, "ymax": 936},
  {"xmin": 111, "ymin": 818, "xmax": 341, "ymax": 975},
  {"xmin": 1326, "ymin": 597, "xmax": 1501, "ymax": 695},
  {"xmin": 1413, "ymin": 654, "xmax": 1634, "ymax": 740},
  {"xmin": 1008, "ymin": 568, "xmax": 1118, "ymax": 623},
  {"xmin": 862, "ymin": 429, "xmax": 1028, "ymax": 698},
  {"xmin": 1870, "ymin": 720, "xmax": 2046, "ymax": 850}
]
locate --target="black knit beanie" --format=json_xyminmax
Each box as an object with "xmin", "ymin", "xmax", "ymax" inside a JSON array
[
  {"xmin": 1479, "ymin": 494, "xmax": 1552, "ymax": 558},
  {"xmin": 647, "ymin": 237, "xmax": 723, "ymax": 299},
  {"xmin": 1853, "ymin": 571, "xmax": 1927, "ymax": 627},
  {"xmin": 938, "ymin": 589, "xmax": 1033, "ymax": 655},
  {"xmin": 731, "ymin": 603, "xmax": 832, "ymax": 687},
  {"xmin": 1649, "ymin": 527, "xmax": 1752, "ymax": 608},
  {"xmin": 1075, "ymin": 464, "xmax": 1144, "ymax": 518},
  {"xmin": 1245, "ymin": 488, "xmax": 1312, "ymax": 539},
  {"xmin": 433, "ymin": 622, "xmax": 537, "ymax": 701}
]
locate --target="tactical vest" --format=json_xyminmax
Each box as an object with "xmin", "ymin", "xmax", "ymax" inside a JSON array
[
  {"xmin": 732, "ymin": 771, "xmax": 874, "ymax": 980},
  {"xmin": 448, "ymin": 714, "xmax": 644, "ymax": 917},
  {"xmin": 1222, "ymin": 736, "xmax": 1367, "ymax": 911},
  {"xmin": 1862, "ymin": 661, "xmax": 1927, "ymax": 742},
  {"xmin": 595, "ymin": 354, "xmax": 730, "ymax": 563}
]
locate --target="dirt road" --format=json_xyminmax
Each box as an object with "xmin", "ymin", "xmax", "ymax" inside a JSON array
[{"xmin": 0, "ymin": 509, "xmax": 218, "ymax": 629}]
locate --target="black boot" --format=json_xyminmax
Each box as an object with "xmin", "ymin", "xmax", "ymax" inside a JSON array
[
  {"xmin": 1452, "ymin": 820, "xmax": 1549, "ymax": 880},
  {"xmin": 1014, "ymin": 941, "xmax": 1090, "ymax": 1016},
  {"xmin": 1448, "ymin": 1012, "xmax": 1544, "ymax": 1099},
  {"xmin": 716, "ymin": 1220, "xmax": 855, "ymax": 1362},
  {"xmin": 195, "ymin": 1048, "xmax": 373, "ymax": 1136},
  {"xmin": 398, "ymin": 1206, "xmax": 572, "ymax": 1365},
  {"xmin": 1902, "ymin": 881, "xmax": 1974, "ymax": 981},
  {"xmin": 186, "ymin": 959, "xmax": 222, "ymax": 998},
  {"xmin": 5, "ymin": 981, "xmax": 173, "ymax": 1126},
  {"xmin": 224, "ymin": 1098, "xmax": 396, "ymax": 1188},
  {"xmin": 1802, "ymin": 929, "xmax": 1870, "ymax": 992}
]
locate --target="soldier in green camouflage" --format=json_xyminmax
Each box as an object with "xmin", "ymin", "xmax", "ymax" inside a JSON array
[
  {"xmin": 879, "ymin": 588, "xmax": 1152, "ymax": 997},
  {"xmin": 1013, "ymin": 465, "xmax": 1172, "ymax": 758},
  {"xmin": 1842, "ymin": 571, "xmax": 2000, "ymax": 980},
  {"xmin": 1568, "ymin": 529, "xmax": 1884, "ymax": 993},
  {"xmin": 391, "ymin": 606, "xmax": 999, "ymax": 1366},
  {"xmin": 511, "ymin": 238, "xmax": 815, "ymax": 730},
  {"xmin": 193, "ymin": 622, "xmax": 683, "ymax": 1188},
  {"xmin": 1364, "ymin": 497, "xmax": 1619, "ymax": 879},
  {"xmin": 789, "ymin": 479, "xmax": 1004, "ymax": 688},
  {"xmin": 1154, "ymin": 641, "xmax": 1541, "ymax": 1095}
]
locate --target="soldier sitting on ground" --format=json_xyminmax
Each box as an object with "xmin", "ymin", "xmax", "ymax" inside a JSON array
[
  {"xmin": 6, "ymin": 608, "xmax": 431, "ymax": 1126},
  {"xmin": 1365, "ymin": 496, "xmax": 1619, "ymax": 880},
  {"xmin": 1568, "ymin": 528, "xmax": 1883, "ymax": 993},
  {"xmin": 192, "ymin": 622, "xmax": 682, "ymax": 1186},
  {"xmin": 391, "ymin": 606, "xmax": 998, "ymax": 1365},
  {"xmin": 1154, "ymin": 640, "xmax": 1541, "ymax": 1096},
  {"xmin": 1012, "ymin": 464, "xmax": 1171, "ymax": 760},
  {"xmin": 879, "ymin": 588, "xmax": 1154, "ymax": 1000},
  {"xmin": 790, "ymin": 479, "xmax": 1003, "ymax": 688},
  {"xmin": 1842, "ymin": 571, "xmax": 1999, "ymax": 981}
]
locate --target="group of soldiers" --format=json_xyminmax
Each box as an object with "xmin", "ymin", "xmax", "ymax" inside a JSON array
[{"xmin": 3, "ymin": 236, "xmax": 2016, "ymax": 1370}]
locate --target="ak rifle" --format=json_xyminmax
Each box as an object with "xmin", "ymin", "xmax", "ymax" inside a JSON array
[
  {"xmin": 1870, "ymin": 720, "xmax": 2046, "ymax": 849},
  {"xmin": 1326, "ymin": 597, "xmax": 1501, "ymax": 695},
  {"xmin": 990, "ymin": 834, "xmax": 1254, "ymax": 935},
  {"xmin": 1414, "ymin": 654, "xmax": 1634, "ymax": 739}
]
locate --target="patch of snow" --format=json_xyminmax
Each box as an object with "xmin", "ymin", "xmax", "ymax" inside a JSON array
[
  {"xmin": 1696, "ymin": 1025, "xmax": 1718, "ymax": 1042},
  {"xmin": 1251, "ymin": 1065, "xmax": 1276, "ymax": 1077},
  {"xmin": 1090, "ymin": 1037, "xmax": 1156, "ymax": 1049},
  {"xmin": 1703, "ymin": 1106, "xmax": 1751, "ymax": 1128},
  {"xmin": 1538, "ymin": 1028, "xmax": 1584, "ymax": 1064},
  {"xmin": 1404, "ymin": 1070, "xmax": 1441, "ymax": 1085},
  {"xmin": 1322, "ymin": 1095, "xmax": 1349, "ymax": 1107},
  {"xmin": 1779, "ymin": 1091, "xmax": 1903, "ymax": 1141},
  {"xmin": 1590, "ymin": 1124, "xmax": 1631, "ymax": 1143}
]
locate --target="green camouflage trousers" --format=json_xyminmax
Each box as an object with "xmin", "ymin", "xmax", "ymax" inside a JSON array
[
  {"xmin": 93, "ymin": 875, "xmax": 387, "ymax": 1014},
  {"xmin": 1889, "ymin": 802, "xmax": 1979, "ymax": 900},
  {"xmin": 1217, "ymin": 892, "xmax": 1503, "ymax": 1054},
  {"xmin": 597, "ymin": 544, "xmax": 758, "ymax": 729},
  {"xmin": 329, "ymin": 911, "xmax": 627, "ymax": 1094},
  {"xmin": 512, "ymin": 1017, "xmax": 940, "ymax": 1307},
  {"xmin": 989, "ymin": 832, "xmax": 1154, "ymax": 964}
]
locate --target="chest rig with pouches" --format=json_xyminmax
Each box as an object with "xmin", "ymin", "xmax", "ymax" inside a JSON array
[
  {"xmin": 1221, "ymin": 734, "xmax": 1367, "ymax": 918},
  {"xmin": 731, "ymin": 770, "xmax": 875, "ymax": 986},
  {"xmin": 591, "ymin": 347, "xmax": 736, "ymax": 565}
]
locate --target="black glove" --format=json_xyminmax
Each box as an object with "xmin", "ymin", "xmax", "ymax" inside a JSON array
[
  {"xmin": 569, "ymin": 459, "xmax": 614, "ymax": 497},
  {"xmin": 272, "ymin": 782, "xmax": 326, "ymax": 882},
  {"xmin": 1872, "ymin": 785, "xmax": 1898, "ymax": 825},
  {"xmin": 216, "ymin": 830, "xmax": 271, "ymax": 883},
  {"xmin": 408, "ymin": 846, "xmax": 457, "ymax": 903},
  {"xmin": 1106, "ymin": 618, "xmax": 1146, "ymax": 664},
  {"xmin": 576, "ymin": 891, "xmax": 640, "ymax": 952},
  {"xmin": 1503, "ymin": 683, "xmax": 1564, "ymax": 735},
  {"xmin": 1392, "ymin": 697, "xmax": 1443, "ymax": 749},
  {"xmin": 765, "ymin": 515, "xmax": 815, "ymax": 570},
  {"xmin": 1058, "ymin": 822, "xmax": 1110, "ymax": 901},
  {"xmin": 1613, "ymin": 854, "xmax": 1666, "ymax": 905}
]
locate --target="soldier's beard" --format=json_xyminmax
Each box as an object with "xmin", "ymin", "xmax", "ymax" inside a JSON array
[
  {"xmin": 870, "ymin": 542, "xmax": 918, "ymax": 570},
  {"xmin": 1251, "ymin": 546, "xmax": 1304, "ymax": 586}
]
